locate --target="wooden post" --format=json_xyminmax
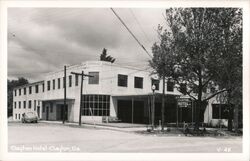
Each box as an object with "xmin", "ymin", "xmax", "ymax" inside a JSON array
[
  {"xmin": 79, "ymin": 71, "xmax": 84, "ymax": 126},
  {"xmin": 176, "ymin": 98, "xmax": 178, "ymax": 128},
  {"xmin": 63, "ymin": 65, "xmax": 66, "ymax": 124}
]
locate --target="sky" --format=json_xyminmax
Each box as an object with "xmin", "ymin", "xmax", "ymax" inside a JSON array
[{"xmin": 8, "ymin": 8, "xmax": 166, "ymax": 82}]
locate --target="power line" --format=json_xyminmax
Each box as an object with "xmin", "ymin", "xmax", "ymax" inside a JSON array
[
  {"xmin": 110, "ymin": 8, "xmax": 152, "ymax": 59},
  {"xmin": 129, "ymin": 9, "xmax": 151, "ymax": 43}
]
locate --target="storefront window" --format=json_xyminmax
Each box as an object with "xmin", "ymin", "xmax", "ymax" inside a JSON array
[{"xmin": 81, "ymin": 94, "xmax": 110, "ymax": 116}]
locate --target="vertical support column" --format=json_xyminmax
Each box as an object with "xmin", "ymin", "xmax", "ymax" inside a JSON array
[
  {"xmin": 131, "ymin": 97, "xmax": 134, "ymax": 124},
  {"xmin": 63, "ymin": 65, "xmax": 67, "ymax": 124},
  {"xmin": 176, "ymin": 99, "xmax": 178, "ymax": 128}
]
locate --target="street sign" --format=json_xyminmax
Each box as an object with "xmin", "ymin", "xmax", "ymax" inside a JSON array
[{"xmin": 177, "ymin": 97, "xmax": 191, "ymax": 108}]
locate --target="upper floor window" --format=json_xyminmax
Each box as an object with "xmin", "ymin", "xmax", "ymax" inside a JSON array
[
  {"xmin": 14, "ymin": 90, "xmax": 16, "ymax": 96},
  {"xmin": 180, "ymin": 83, "xmax": 187, "ymax": 94},
  {"xmin": 89, "ymin": 72, "xmax": 99, "ymax": 84},
  {"xmin": 58, "ymin": 78, "xmax": 61, "ymax": 89},
  {"xmin": 53, "ymin": 79, "xmax": 55, "ymax": 90},
  {"xmin": 19, "ymin": 89, "xmax": 21, "ymax": 96},
  {"xmin": 167, "ymin": 81, "xmax": 174, "ymax": 92},
  {"xmin": 151, "ymin": 79, "xmax": 159, "ymax": 90},
  {"xmin": 35, "ymin": 85, "xmax": 39, "ymax": 93},
  {"xmin": 134, "ymin": 77, "xmax": 143, "ymax": 89},
  {"xmin": 75, "ymin": 75, "xmax": 79, "ymax": 86},
  {"xmin": 118, "ymin": 74, "xmax": 128, "ymax": 87},
  {"xmin": 47, "ymin": 81, "xmax": 51, "ymax": 91},
  {"xmin": 42, "ymin": 83, "xmax": 45, "ymax": 92},
  {"xmin": 69, "ymin": 75, "xmax": 72, "ymax": 87},
  {"xmin": 29, "ymin": 86, "xmax": 32, "ymax": 94},
  {"xmin": 19, "ymin": 101, "xmax": 21, "ymax": 109},
  {"xmin": 14, "ymin": 102, "xmax": 16, "ymax": 109},
  {"xmin": 24, "ymin": 88, "xmax": 26, "ymax": 95}
]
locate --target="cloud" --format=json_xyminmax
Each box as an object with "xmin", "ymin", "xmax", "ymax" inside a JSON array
[{"xmin": 8, "ymin": 8, "xmax": 166, "ymax": 82}]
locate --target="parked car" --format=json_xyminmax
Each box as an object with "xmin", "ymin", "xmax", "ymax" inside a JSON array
[{"xmin": 21, "ymin": 112, "xmax": 38, "ymax": 123}]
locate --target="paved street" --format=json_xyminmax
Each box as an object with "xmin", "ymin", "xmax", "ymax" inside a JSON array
[{"xmin": 8, "ymin": 122, "xmax": 242, "ymax": 153}]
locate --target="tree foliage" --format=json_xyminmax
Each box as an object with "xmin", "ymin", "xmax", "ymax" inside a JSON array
[
  {"xmin": 150, "ymin": 8, "xmax": 242, "ymax": 130},
  {"xmin": 100, "ymin": 48, "xmax": 116, "ymax": 63}
]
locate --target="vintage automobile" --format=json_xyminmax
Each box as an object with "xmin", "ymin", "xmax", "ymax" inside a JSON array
[{"xmin": 21, "ymin": 112, "xmax": 38, "ymax": 123}]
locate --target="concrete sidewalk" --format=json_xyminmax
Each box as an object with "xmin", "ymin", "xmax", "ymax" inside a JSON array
[{"xmin": 39, "ymin": 120, "xmax": 149, "ymax": 133}]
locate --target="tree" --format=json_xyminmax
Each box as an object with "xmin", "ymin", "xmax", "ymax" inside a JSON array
[
  {"xmin": 149, "ymin": 25, "xmax": 176, "ymax": 131},
  {"xmin": 7, "ymin": 77, "xmax": 29, "ymax": 117},
  {"xmin": 100, "ymin": 48, "xmax": 116, "ymax": 63},
  {"xmin": 150, "ymin": 8, "xmax": 242, "ymax": 130},
  {"xmin": 211, "ymin": 9, "xmax": 242, "ymax": 131}
]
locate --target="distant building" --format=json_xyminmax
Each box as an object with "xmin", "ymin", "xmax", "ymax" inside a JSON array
[{"xmin": 12, "ymin": 61, "xmax": 237, "ymax": 126}]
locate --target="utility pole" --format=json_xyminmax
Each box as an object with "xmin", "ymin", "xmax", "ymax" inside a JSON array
[
  {"xmin": 161, "ymin": 75, "xmax": 166, "ymax": 131},
  {"xmin": 63, "ymin": 65, "xmax": 66, "ymax": 124},
  {"xmin": 71, "ymin": 71, "xmax": 93, "ymax": 126}
]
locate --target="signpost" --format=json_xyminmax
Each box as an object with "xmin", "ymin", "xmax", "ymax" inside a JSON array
[{"xmin": 176, "ymin": 95, "xmax": 192, "ymax": 127}]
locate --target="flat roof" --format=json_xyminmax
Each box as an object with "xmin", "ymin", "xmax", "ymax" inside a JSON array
[{"xmin": 13, "ymin": 80, "xmax": 44, "ymax": 90}]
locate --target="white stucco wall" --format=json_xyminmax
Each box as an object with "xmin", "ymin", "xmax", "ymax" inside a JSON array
[{"xmin": 13, "ymin": 61, "xmax": 181, "ymax": 123}]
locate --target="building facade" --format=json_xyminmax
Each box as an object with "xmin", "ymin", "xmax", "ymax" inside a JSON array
[{"xmin": 13, "ymin": 61, "xmax": 234, "ymax": 126}]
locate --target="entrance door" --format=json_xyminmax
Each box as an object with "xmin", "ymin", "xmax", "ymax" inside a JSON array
[
  {"xmin": 117, "ymin": 100, "xmax": 145, "ymax": 124},
  {"xmin": 118, "ymin": 100, "xmax": 132, "ymax": 123},
  {"xmin": 60, "ymin": 105, "xmax": 68, "ymax": 121},
  {"xmin": 37, "ymin": 106, "xmax": 40, "ymax": 118},
  {"xmin": 46, "ymin": 106, "xmax": 49, "ymax": 120}
]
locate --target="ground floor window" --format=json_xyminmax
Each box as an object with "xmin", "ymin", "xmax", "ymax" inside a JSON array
[
  {"xmin": 81, "ymin": 94, "xmax": 110, "ymax": 116},
  {"xmin": 212, "ymin": 104, "xmax": 230, "ymax": 119}
]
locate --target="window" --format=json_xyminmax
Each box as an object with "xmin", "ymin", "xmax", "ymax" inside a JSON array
[
  {"xmin": 28, "ymin": 100, "xmax": 32, "ymax": 109},
  {"xmin": 19, "ymin": 89, "xmax": 21, "ymax": 96},
  {"xmin": 14, "ymin": 90, "xmax": 16, "ymax": 96},
  {"xmin": 24, "ymin": 88, "xmax": 26, "ymax": 95},
  {"xmin": 19, "ymin": 101, "xmax": 21, "ymax": 109},
  {"xmin": 15, "ymin": 114, "xmax": 17, "ymax": 119},
  {"xmin": 58, "ymin": 78, "xmax": 61, "ymax": 89},
  {"xmin": 118, "ymin": 74, "xmax": 128, "ymax": 87},
  {"xmin": 42, "ymin": 106, "xmax": 45, "ymax": 113},
  {"xmin": 14, "ymin": 102, "xmax": 16, "ymax": 109},
  {"xmin": 23, "ymin": 101, "xmax": 26, "ymax": 109},
  {"xmin": 151, "ymin": 79, "xmax": 159, "ymax": 90},
  {"xmin": 180, "ymin": 83, "xmax": 187, "ymax": 94},
  {"xmin": 35, "ymin": 85, "xmax": 39, "ymax": 93},
  {"xmin": 29, "ymin": 86, "xmax": 32, "ymax": 94},
  {"xmin": 53, "ymin": 79, "xmax": 55, "ymax": 90},
  {"xmin": 82, "ymin": 95, "xmax": 110, "ymax": 116},
  {"xmin": 212, "ymin": 104, "xmax": 232, "ymax": 119},
  {"xmin": 89, "ymin": 72, "xmax": 99, "ymax": 84},
  {"xmin": 42, "ymin": 83, "xmax": 45, "ymax": 92},
  {"xmin": 47, "ymin": 81, "xmax": 50, "ymax": 91},
  {"xmin": 134, "ymin": 77, "xmax": 143, "ymax": 89},
  {"xmin": 69, "ymin": 75, "xmax": 72, "ymax": 87},
  {"xmin": 18, "ymin": 114, "xmax": 20, "ymax": 120},
  {"xmin": 75, "ymin": 75, "xmax": 79, "ymax": 86},
  {"xmin": 167, "ymin": 81, "xmax": 174, "ymax": 92},
  {"xmin": 50, "ymin": 106, "xmax": 53, "ymax": 113},
  {"xmin": 34, "ymin": 100, "xmax": 36, "ymax": 110}
]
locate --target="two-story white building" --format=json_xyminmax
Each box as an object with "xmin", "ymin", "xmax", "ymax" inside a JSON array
[
  {"xmin": 13, "ymin": 61, "xmax": 238, "ymax": 127},
  {"xmin": 12, "ymin": 61, "xmax": 181, "ymax": 124}
]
